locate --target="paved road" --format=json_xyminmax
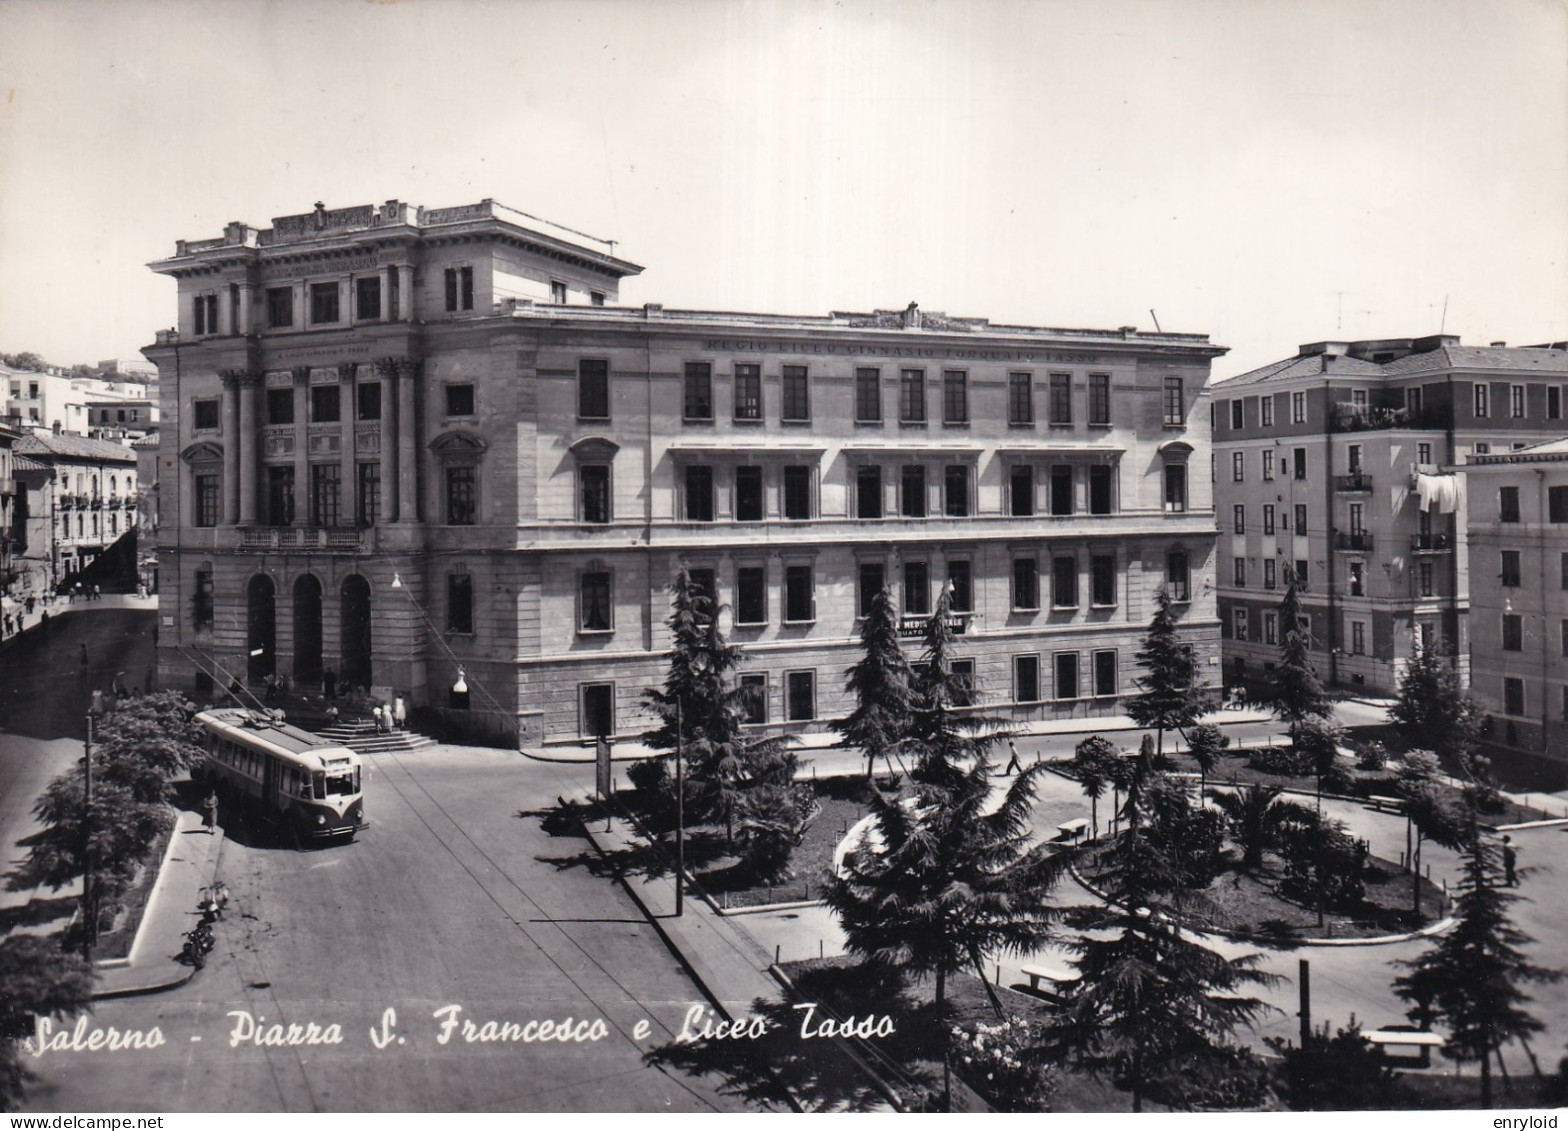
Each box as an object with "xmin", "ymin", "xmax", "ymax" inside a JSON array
[{"xmin": 19, "ymin": 744, "xmax": 757, "ymax": 1113}]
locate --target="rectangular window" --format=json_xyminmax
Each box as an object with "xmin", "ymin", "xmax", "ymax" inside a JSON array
[
  {"xmin": 1292, "ymin": 391, "xmax": 1306, "ymax": 424},
  {"xmin": 948, "ymin": 560, "xmax": 973, "ymax": 612},
  {"xmin": 1015, "ymin": 655, "xmax": 1041, "ymax": 703},
  {"xmin": 445, "ymin": 466, "xmax": 476, "ymax": 525},
  {"xmin": 578, "ymin": 359, "xmax": 610, "ymax": 420},
  {"xmin": 1551, "ymin": 386, "xmax": 1563, "ymax": 420},
  {"xmin": 193, "ymin": 293, "xmax": 216, "ymax": 335},
  {"xmin": 1009, "ymin": 372, "xmax": 1034, "ymax": 425},
  {"xmin": 783, "ymin": 466, "xmax": 812, "ymax": 520},
  {"xmin": 1088, "ymin": 465, "xmax": 1113, "ymax": 514},
  {"xmin": 444, "ymin": 266, "xmax": 474, "ymax": 312},
  {"xmin": 1502, "ymin": 549, "xmax": 1522, "ymax": 587},
  {"xmin": 1294, "ymin": 503, "xmax": 1307, "ymax": 533},
  {"xmin": 1233, "ymin": 557, "xmax": 1246, "ymax": 587},
  {"xmin": 356, "ymin": 382, "xmax": 381, "ymax": 422},
  {"xmin": 1164, "ymin": 464, "xmax": 1186, "ymax": 512},
  {"xmin": 944, "ymin": 465, "xmax": 971, "ymax": 517},
  {"xmin": 1050, "ymin": 465, "xmax": 1074, "ymax": 516},
  {"xmin": 356, "ymin": 276, "xmax": 381, "ymax": 320},
  {"xmin": 1162, "ymin": 377, "xmax": 1184, "ymax": 426},
  {"xmin": 550, "ymin": 280, "xmax": 568, "ymax": 304},
  {"xmin": 689, "ymin": 569, "xmax": 717, "ymax": 616},
  {"xmin": 1010, "ymin": 466, "xmax": 1034, "ymax": 516},
  {"xmin": 1230, "ymin": 400, "xmax": 1244, "ymax": 429},
  {"xmin": 1262, "ymin": 450, "xmax": 1274, "ymax": 481},
  {"xmin": 784, "ymin": 565, "xmax": 814, "ymax": 622},
  {"xmin": 1550, "ymin": 486, "xmax": 1568, "ymax": 523},
  {"xmin": 1053, "ymin": 556, "xmax": 1078, "ymax": 608},
  {"xmin": 266, "ymin": 387, "xmax": 294, "ymax": 425},
  {"xmin": 683, "ymin": 362, "xmax": 713, "ymax": 421},
  {"xmin": 193, "ymin": 399, "xmax": 221, "ymax": 431},
  {"xmin": 310, "ymin": 281, "xmax": 339, "ymax": 324},
  {"xmin": 736, "ymin": 566, "xmax": 767, "ymax": 625},
  {"xmin": 858, "ymin": 562, "xmax": 885, "ymax": 618},
  {"xmin": 267, "ymin": 466, "xmax": 295, "ymax": 526},
  {"xmin": 1561, "ymin": 552, "xmax": 1568, "ymax": 589},
  {"xmin": 1013, "ymin": 557, "xmax": 1039, "ymax": 611},
  {"xmin": 581, "ymin": 683, "xmax": 614, "ymax": 738},
  {"xmin": 1049, "ymin": 373, "xmax": 1072, "ymax": 425},
  {"xmin": 580, "ymin": 570, "xmax": 612, "ymax": 632},
  {"xmin": 733, "ymin": 364, "xmax": 762, "ymax": 421},
  {"xmin": 782, "ymin": 365, "xmax": 810, "ymax": 422},
  {"xmin": 1349, "ymin": 502, "xmax": 1365, "ymax": 534},
  {"xmin": 899, "ymin": 369, "xmax": 927, "ymax": 423},
  {"xmin": 739, "ymin": 674, "xmax": 767, "ymax": 725},
  {"xmin": 1233, "ymin": 607, "xmax": 1249, "ymax": 641},
  {"xmin": 1511, "ymin": 384, "xmax": 1526, "ymax": 418},
  {"xmin": 942, "ymin": 370, "xmax": 969, "ymax": 425},
  {"xmin": 1055, "ymin": 653, "xmax": 1080, "ymax": 700},
  {"xmin": 1419, "ymin": 560, "xmax": 1434, "ymax": 596},
  {"xmin": 1503, "ymin": 614, "xmax": 1523, "ymax": 651},
  {"xmin": 1500, "ymin": 486, "xmax": 1521, "ymax": 523},
  {"xmin": 1352, "ymin": 621, "xmax": 1366, "ymax": 655},
  {"xmin": 1263, "ymin": 558, "xmax": 1276, "ymax": 589},
  {"xmin": 195, "ymin": 473, "xmax": 220, "ymax": 528},
  {"xmin": 1091, "ymin": 555, "xmax": 1116, "ymax": 606},
  {"xmin": 1093, "ymin": 650, "xmax": 1117, "ymax": 696},
  {"xmin": 1347, "ymin": 444, "xmax": 1362, "ymax": 473},
  {"xmin": 1474, "ymin": 383, "xmax": 1489, "ymax": 418},
  {"xmin": 904, "ymin": 561, "xmax": 930, "ymax": 616},
  {"xmin": 685, "ymin": 465, "xmax": 714, "ymax": 522},
  {"xmin": 1349, "ymin": 560, "xmax": 1364, "ymax": 597},
  {"xmin": 1167, "ymin": 550, "xmax": 1190, "ymax": 602},
  {"xmin": 580, "ymin": 465, "xmax": 611, "ymax": 524},
  {"xmin": 786, "ymin": 671, "xmax": 816, "ymax": 721},
  {"xmin": 445, "ymin": 383, "xmax": 475, "ymax": 417},
  {"xmin": 900, "ymin": 465, "xmax": 927, "ymax": 518},
  {"xmin": 1562, "ymin": 619, "xmax": 1568, "ymax": 659},
  {"xmin": 1263, "ymin": 504, "xmax": 1275, "ymax": 535},
  {"xmin": 309, "ymin": 464, "xmax": 341, "ymax": 527},
  {"xmin": 857, "ymin": 466, "xmax": 883, "ymax": 518},
  {"xmin": 310, "ymin": 384, "xmax": 341, "ymax": 423},
  {"xmin": 855, "ymin": 368, "xmax": 882, "ymax": 423},
  {"xmin": 1504, "ymin": 676, "xmax": 1524, "ymax": 716},
  {"xmin": 1088, "ymin": 373, "xmax": 1110, "ymax": 425},
  {"xmin": 1295, "ymin": 559, "xmax": 1309, "ymax": 588},
  {"xmin": 1233, "ymin": 504, "xmax": 1245, "ymax": 534},
  {"xmin": 1264, "ymin": 611, "xmax": 1278, "ymax": 645},
  {"xmin": 193, "ymin": 567, "xmax": 214, "ymax": 631},
  {"xmin": 357, "ymin": 462, "xmax": 380, "ymax": 527},
  {"xmin": 1261, "ymin": 397, "xmax": 1274, "ymax": 427},
  {"xmin": 1292, "ymin": 448, "xmax": 1307, "ymax": 480},
  {"xmin": 735, "ymin": 466, "xmax": 764, "ymax": 522},
  {"xmin": 266, "ymin": 287, "xmax": 293, "ymax": 328},
  {"xmin": 1231, "ymin": 451, "xmax": 1244, "ymax": 482},
  {"xmin": 1416, "ymin": 441, "xmax": 1433, "ymax": 464}
]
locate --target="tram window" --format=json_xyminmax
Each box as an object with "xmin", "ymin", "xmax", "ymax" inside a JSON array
[
  {"xmin": 327, "ymin": 774, "xmax": 353, "ymax": 796},
  {"xmin": 313, "ymin": 772, "xmax": 326, "ymax": 800}
]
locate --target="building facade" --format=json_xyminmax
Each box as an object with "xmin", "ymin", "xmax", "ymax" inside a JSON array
[
  {"xmin": 10, "ymin": 431, "xmax": 140, "ymax": 595},
  {"xmin": 1463, "ymin": 440, "xmax": 1568, "ymax": 778},
  {"xmin": 144, "ymin": 198, "xmax": 1224, "ymax": 746},
  {"xmin": 1211, "ymin": 335, "xmax": 1568, "ymax": 696},
  {"xmin": 0, "ymin": 422, "xmax": 19, "ymax": 593}
]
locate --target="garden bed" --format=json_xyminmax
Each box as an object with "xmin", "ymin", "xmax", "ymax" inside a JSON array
[{"xmin": 92, "ymin": 807, "xmax": 177, "ymax": 960}]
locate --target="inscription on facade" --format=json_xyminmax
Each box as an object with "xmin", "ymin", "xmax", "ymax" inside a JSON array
[
  {"xmin": 701, "ymin": 339, "xmax": 1103, "ymax": 364},
  {"xmin": 262, "ymin": 255, "xmax": 380, "ymax": 278}
]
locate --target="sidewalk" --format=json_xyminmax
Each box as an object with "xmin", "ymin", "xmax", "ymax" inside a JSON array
[
  {"xmin": 92, "ymin": 808, "xmax": 226, "ymax": 999},
  {"xmin": 0, "ymin": 590, "xmax": 157, "ymax": 644}
]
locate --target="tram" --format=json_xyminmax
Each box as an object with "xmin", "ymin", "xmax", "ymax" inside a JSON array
[{"xmin": 195, "ymin": 708, "xmax": 366, "ymax": 842}]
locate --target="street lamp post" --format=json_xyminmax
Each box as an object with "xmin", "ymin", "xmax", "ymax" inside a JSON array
[
  {"xmin": 675, "ymin": 700, "xmax": 684, "ymax": 918},
  {"xmin": 81, "ymin": 704, "xmax": 98, "ymax": 962}
]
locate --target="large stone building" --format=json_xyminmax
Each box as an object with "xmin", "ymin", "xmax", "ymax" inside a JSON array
[
  {"xmin": 1462, "ymin": 439, "xmax": 1568, "ymax": 780},
  {"xmin": 10, "ymin": 430, "xmax": 140, "ymax": 595},
  {"xmin": 143, "ymin": 198, "xmax": 1225, "ymax": 747},
  {"xmin": 1210, "ymin": 335, "xmax": 1568, "ymax": 696}
]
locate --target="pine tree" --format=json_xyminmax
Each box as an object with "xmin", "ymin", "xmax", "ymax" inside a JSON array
[
  {"xmin": 1393, "ymin": 832, "xmax": 1561, "ymax": 1107},
  {"xmin": 1388, "ymin": 642, "xmax": 1486, "ymax": 770},
  {"xmin": 1045, "ymin": 906, "xmax": 1278, "ymax": 1111},
  {"xmin": 1273, "ymin": 566, "xmax": 1333, "ymax": 741},
  {"xmin": 834, "ymin": 585, "xmax": 913, "ymax": 779},
  {"xmin": 1127, "ymin": 585, "xmax": 1209, "ymax": 762},
  {"xmin": 0, "ymin": 937, "xmax": 93, "ymax": 1111},
  {"xmin": 1071, "ymin": 735, "xmax": 1121, "ymax": 839}
]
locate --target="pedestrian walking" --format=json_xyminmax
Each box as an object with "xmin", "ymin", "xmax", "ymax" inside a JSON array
[
  {"xmin": 25, "ymin": 596, "xmax": 35, "ymax": 615},
  {"xmin": 39, "ymin": 610, "xmax": 48, "ymax": 631},
  {"xmin": 92, "ymin": 584, "xmax": 101, "ymax": 601},
  {"xmin": 323, "ymin": 667, "xmax": 337, "ymax": 699},
  {"xmin": 393, "ymin": 696, "xmax": 406, "ymax": 731},
  {"xmin": 372, "ymin": 704, "xmax": 385, "ymax": 734},
  {"xmin": 79, "ymin": 642, "xmax": 89, "ymax": 666},
  {"xmin": 1004, "ymin": 739, "xmax": 1023, "ymax": 775},
  {"xmin": 1502, "ymin": 835, "xmax": 1518, "ymax": 886},
  {"xmin": 203, "ymin": 790, "xmax": 219, "ymax": 835}
]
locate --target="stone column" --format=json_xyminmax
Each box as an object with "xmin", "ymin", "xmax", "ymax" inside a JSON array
[
  {"xmin": 292, "ymin": 368, "xmax": 311, "ymax": 527},
  {"xmin": 237, "ymin": 283, "xmax": 253, "ymax": 335},
  {"xmin": 396, "ymin": 358, "xmax": 420, "ymax": 523},
  {"xmin": 376, "ymin": 358, "xmax": 400, "ymax": 523},
  {"xmin": 339, "ymin": 364, "xmax": 358, "ymax": 528},
  {"xmin": 378, "ymin": 267, "xmax": 391, "ymax": 322},
  {"xmin": 396, "ymin": 264, "xmax": 414, "ymax": 322},
  {"xmin": 217, "ymin": 285, "xmax": 234, "ymax": 337},
  {"xmin": 237, "ymin": 372, "xmax": 260, "ymax": 525},
  {"xmin": 220, "ymin": 371, "xmax": 242, "ymax": 525}
]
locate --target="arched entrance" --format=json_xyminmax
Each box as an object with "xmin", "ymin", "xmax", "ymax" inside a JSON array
[
  {"xmin": 340, "ymin": 574, "xmax": 373, "ymax": 690},
  {"xmin": 246, "ymin": 574, "xmax": 277, "ymax": 682},
  {"xmin": 293, "ymin": 574, "xmax": 324, "ymax": 686}
]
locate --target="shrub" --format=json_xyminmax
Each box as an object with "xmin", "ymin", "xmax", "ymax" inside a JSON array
[
  {"xmin": 626, "ymin": 753, "xmax": 670, "ymax": 795},
  {"xmin": 1248, "ymin": 745, "xmax": 1313, "ymax": 776},
  {"xmin": 1144, "ymin": 1042, "xmax": 1277, "ymax": 1111},
  {"xmin": 1278, "ymin": 816, "xmax": 1367, "ymax": 909},
  {"xmin": 1266, "ymin": 1022, "xmax": 1404, "ymax": 1110},
  {"xmin": 950, "ymin": 1017, "xmax": 1058, "ymax": 1112},
  {"xmin": 1354, "ymin": 740, "xmax": 1389, "ymax": 772}
]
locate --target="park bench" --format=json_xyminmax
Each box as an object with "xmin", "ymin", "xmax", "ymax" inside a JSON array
[
  {"xmin": 1362, "ymin": 1028, "xmax": 1443, "ymax": 1068},
  {"xmin": 1056, "ymin": 818, "xmax": 1090, "ymax": 842},
  {"xmin": 1020, "ymin": 964, "xmax": 1080, "ymax": 1001},
  {"xmin": 1367, "ymin": 795, "xmax": 1405, "ymax": 814}
]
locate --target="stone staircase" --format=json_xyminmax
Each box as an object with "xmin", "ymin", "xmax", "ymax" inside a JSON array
[{"xmin": 313, "ymin": 718, "xmax": 436, "ymax": 755}]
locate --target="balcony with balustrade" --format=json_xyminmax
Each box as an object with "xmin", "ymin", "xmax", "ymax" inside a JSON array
[
  {"xmin": 1334, "ymin": 471, "xmax": 1373, "ymax": 493},
  {"xmin": 1334, "ymin": 531, "xmax": 1374, "ymax": 552}
]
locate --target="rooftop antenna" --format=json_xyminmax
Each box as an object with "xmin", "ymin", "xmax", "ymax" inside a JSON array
[
  {"xmin": 1149, "ymin": 309, "xmax": 1163, "ymax": 333},
  {"xmin": 1440, "ymin": 295, "xmax": 1449, "ymax": 334},
  {"xmin": 1336, "ymin": 291, "xmax": 1344, "ymax": 332}
]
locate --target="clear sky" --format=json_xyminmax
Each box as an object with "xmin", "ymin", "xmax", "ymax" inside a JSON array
[{"xmin": 1, "ymin": 0, "xmax": 1564, "ymax": 378}]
